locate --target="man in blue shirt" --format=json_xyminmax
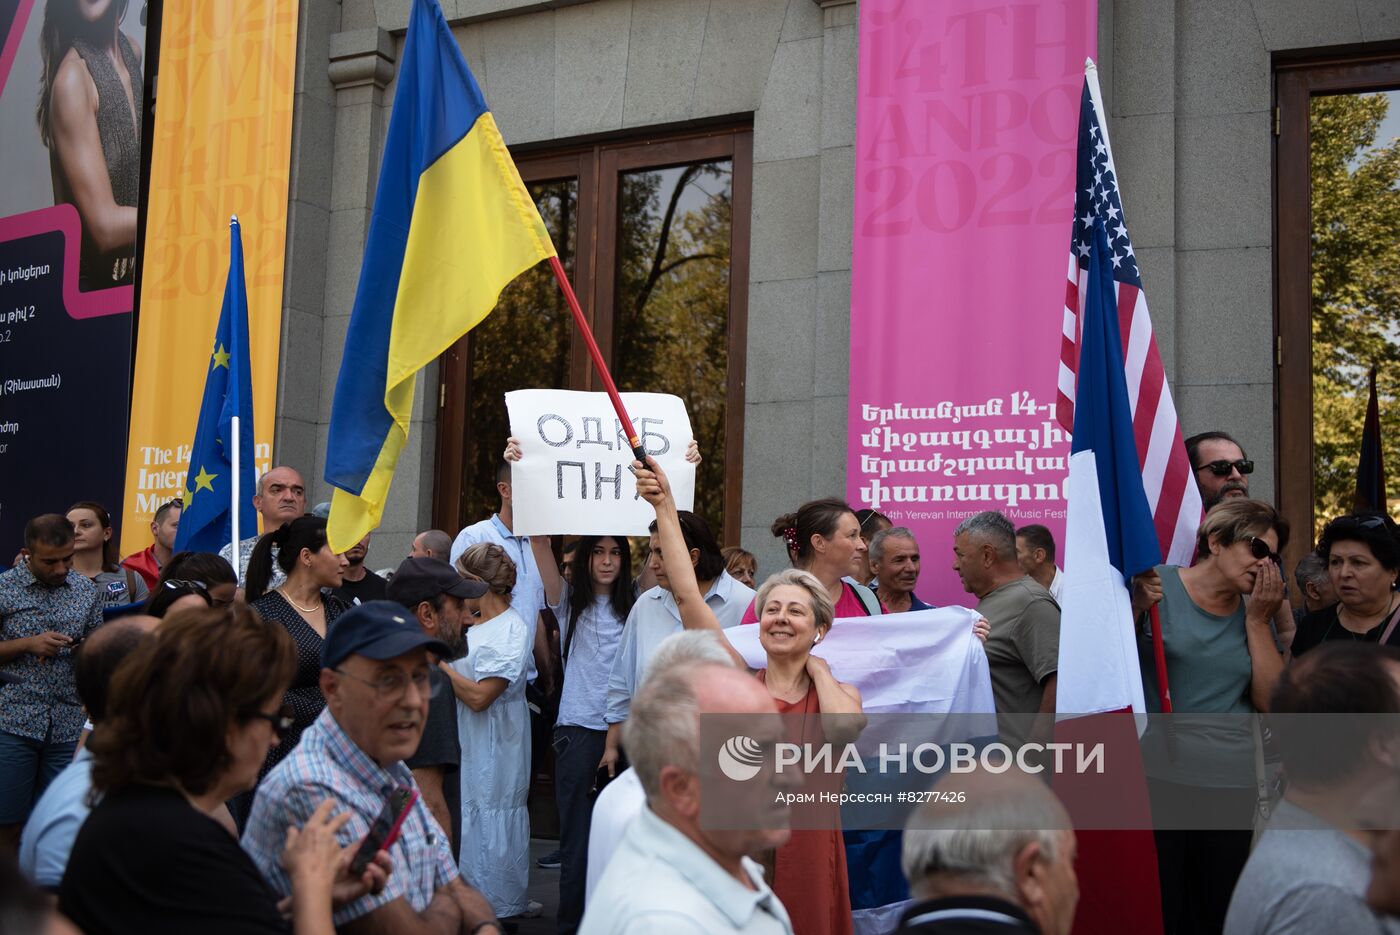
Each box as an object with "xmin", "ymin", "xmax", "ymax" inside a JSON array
[
  {"xmin": 0, "ymin": 515, "xmax": 105, "ymax": 850},
  {"xmin": 450, "ymin": 461, "xmax": 548, "ymax": 687},
  {"xmin": 19, "ymin": 615, "xmax": 157, "ymax": 887}
]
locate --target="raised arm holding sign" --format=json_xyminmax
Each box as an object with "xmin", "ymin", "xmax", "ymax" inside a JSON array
[{"xmin": 504, "ymin": 390, "xmax": 697, "ymax": 537}]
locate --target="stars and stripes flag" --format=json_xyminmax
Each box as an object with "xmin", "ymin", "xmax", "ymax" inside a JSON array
[{"xmin": 1056, "ymin": 63, "xmax": 1201, "ymax": 569}]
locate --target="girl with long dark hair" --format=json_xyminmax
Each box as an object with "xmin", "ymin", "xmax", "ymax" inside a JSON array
[
  {"xmin": 230, "ymin": 516, "xmax": 347, "ymax": 827},
  {"xmin": 529, "ymin": 534, "xmax": 634, "ymax": 933},
  {"xmin": 36, "ymin": 0, "xmax": 142, "ymax": 288}
]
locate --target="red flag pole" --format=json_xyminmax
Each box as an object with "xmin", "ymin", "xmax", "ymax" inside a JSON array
[
  {"xmin": 1149, "ymin": 605, "xmax": 1172, "ymax": 713},
  {"xmin": 547, "ymin": 256, "xmax": 648, "ymax": 464}
]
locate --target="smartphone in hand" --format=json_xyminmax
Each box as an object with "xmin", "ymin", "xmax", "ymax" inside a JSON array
[{"xmin": 349, "ymin": 786, "xmax": 419, "ymax": 875}]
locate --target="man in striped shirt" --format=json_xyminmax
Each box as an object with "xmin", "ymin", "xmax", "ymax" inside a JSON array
[{"xmin": 242, "ymin": 601, "xmax": 500, "ymax": 933}]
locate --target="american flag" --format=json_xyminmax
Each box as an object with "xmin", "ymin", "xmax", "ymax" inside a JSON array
[{"xmin": 1056, "ymin": 70, "xmax": 1201, "ymax": 566}]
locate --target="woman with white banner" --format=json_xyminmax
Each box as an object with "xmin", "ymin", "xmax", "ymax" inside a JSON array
[{"xmin": 635, "ymin": 456, "xmax": 865, "ymax": 935}]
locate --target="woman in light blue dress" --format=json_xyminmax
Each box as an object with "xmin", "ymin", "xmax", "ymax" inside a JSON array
[{"xmin": 439, "ymin": 542, "xmax": 532, "ymax": 918}]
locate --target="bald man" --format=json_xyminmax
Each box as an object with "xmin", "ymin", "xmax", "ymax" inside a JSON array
[
  {"xmin": 410, "ymin": 530, "xmax": 453, "ymax": 562},
  {"xmin": 218, "ymin": 466, "xmax": 307, "ymax": 585}
]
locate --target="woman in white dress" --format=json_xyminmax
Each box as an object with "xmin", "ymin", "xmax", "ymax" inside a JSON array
[{"xmin": 438, "ymin": 542, "xmax": 532, "ymax": 919}]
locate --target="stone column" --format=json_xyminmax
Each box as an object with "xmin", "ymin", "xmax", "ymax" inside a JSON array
[{"xmin": 317, "ymin": 26, "xmax": 435, "ymax": 561}]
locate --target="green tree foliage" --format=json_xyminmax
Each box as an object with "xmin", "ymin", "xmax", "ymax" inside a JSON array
[
  {"xmin": 459, "ymin": 162, "xmax": 735, "ymax": 538},
  {"xmin": 461, "ymin": 182, "xmax": 575, "ymax": 526},
  {"xmin": 613, "ymin": 162, "xmax": 733, "ymax": 538},
  {"xmin": 1310, "ymin": 93, "xmax": 1400, "ymax": 530}
]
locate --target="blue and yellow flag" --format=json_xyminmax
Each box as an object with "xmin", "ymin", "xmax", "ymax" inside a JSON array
[
  {"xmin": 324, "ymin": 0, "xmax": 555, "ymax": 552},
  {"xmin": 174, "ymin": 218, "xmax": 258, "ymax": 554}
]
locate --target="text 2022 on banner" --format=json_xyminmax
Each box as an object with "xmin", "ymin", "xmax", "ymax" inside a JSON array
[{"xmin": 848, "ymin": 0, "xmax": 1095, "ymax": 604}]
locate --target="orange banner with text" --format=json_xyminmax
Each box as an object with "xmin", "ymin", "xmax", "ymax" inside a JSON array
[{"xmin": 120, "ymin": 1, "xmax": 297, "ymax": 556}]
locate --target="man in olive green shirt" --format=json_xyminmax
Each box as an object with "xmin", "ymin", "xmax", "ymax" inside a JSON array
[{"xmin": 952, "ymin": 511, "xmax": 1060, "ymax": 746}]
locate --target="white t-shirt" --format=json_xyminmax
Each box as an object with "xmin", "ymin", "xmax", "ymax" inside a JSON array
[{"xmin": 585, "ymin": 767, "xmax": 645, "ymax": 902}]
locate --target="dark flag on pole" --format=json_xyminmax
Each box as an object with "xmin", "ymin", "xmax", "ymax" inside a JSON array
[{"xmin": 1355, "ymin": 366, "xmax": 1386, "ymax": 513}]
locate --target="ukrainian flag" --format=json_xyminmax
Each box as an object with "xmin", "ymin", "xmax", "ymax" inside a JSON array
[{"xmin": 324, "ymin": 0, "xmax": 555, "ymax": 552}]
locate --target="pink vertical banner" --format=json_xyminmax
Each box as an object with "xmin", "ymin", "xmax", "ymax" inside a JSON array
[{"xmin": 849, "ymin": 0, "xmax": 1096, "ymax": 605}]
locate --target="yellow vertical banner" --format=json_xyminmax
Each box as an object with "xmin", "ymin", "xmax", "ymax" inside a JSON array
[{"xmin": 120, "ymin": 1, "xmax": 297, "ymax": 556}]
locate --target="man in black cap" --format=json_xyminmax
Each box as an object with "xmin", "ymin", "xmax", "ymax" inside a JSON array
[
  {"xmin": 386, "ymin": 556, "xmax": 484, "ymax": 860},
  {"xmin": 242, "ymin": 601, "xmax": 501, "ymax": 934}
]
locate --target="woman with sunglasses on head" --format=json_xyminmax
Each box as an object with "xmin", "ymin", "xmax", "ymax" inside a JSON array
[
  {"xmin": 441, "ymin": 543, "xmax": 536, "ymax": 922},
  {"xmin": 1291, "ymin": 512, "xmax": 1400, "ymax": 657},
  {"xmin": 145, "ymin": 579, "xmax": 212, "ymax": 618},
  {"xmin": 1130, "ymin": 498, "xmax": 1289, "ymax": 935},
  {"xmin": 231, "ymin": 516, "xmax": 349, "ymax": 828},
  {"xmin": 155, "ymin": 551, "xmax": 238, "ymax": 608}
]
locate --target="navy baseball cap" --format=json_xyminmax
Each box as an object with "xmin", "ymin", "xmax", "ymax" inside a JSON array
[
  {"xmin": 386, "ymin": 557, "xmax": 487, "ymax": 608},
  {"xmin": 321, "ymin": 600, "xmax": 451, "ymax": 669}
]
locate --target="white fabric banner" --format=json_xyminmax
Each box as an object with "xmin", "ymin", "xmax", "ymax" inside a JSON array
[
  {"xmin": 1057, "ymin": 450, "xmax": 1148, "ymax": 716},
  {"xmin": 506, "ymin": 389, "xmax": 696, "ymax": 536},
  {"xmin": 721, "ymin": 608, "xmax": 997, "ymax": 717}
]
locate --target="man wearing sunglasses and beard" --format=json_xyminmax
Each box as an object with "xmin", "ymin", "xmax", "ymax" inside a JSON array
[{"xmin": 1186, "ymin": 431, "xmax": 1254, "ymax": 511}]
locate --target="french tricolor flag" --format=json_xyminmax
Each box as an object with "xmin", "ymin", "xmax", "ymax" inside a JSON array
[
  {"xmin": 1053, "ymin": 76, "xmax": 1177, "ymax": 935},
  {"xmin": 1057, "ymin": 213, "xmax": 1162, "ymax": 717},
  {"xmin": 1053, "ymin": 216, "xmax": 1167, "ymax": 934}
]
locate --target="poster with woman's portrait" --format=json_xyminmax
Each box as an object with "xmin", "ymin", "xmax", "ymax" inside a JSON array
[{"xmin": 0, "ymin": 0, "xmax": 147, "ymax": 550}]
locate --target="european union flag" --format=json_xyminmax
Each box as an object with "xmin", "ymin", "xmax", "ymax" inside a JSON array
[{"xmin": 174, "ymin": 217, "xmax": 257, "ymax": 555}]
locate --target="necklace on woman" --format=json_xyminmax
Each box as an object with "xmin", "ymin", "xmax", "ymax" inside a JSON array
[
  {"xmin": 278, "ymin": 587, "xmax": 322, "ymax": 614},
  {"xmin": 1336, "ymin": 591, "xmax": 1397, "ymax": 639}
]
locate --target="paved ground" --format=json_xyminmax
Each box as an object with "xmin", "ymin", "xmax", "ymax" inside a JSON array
[{"xmin": 503, "ymin": 838, "xmax": 562, "ymax": 935}]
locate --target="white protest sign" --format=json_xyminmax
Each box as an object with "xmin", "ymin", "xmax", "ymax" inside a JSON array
[{"xmin": 506, "ymin": 389, "xmax": 696, "ymax": 536}]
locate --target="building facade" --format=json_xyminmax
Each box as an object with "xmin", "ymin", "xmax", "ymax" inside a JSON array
[{"xmin": 274, "ymin": 0, "xmax": 1400, "ymax": 568}]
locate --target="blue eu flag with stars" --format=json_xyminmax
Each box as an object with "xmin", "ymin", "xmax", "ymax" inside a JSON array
[{"xmin": 174, "ymin": 218, "xmax": 257, "ymax": 555}]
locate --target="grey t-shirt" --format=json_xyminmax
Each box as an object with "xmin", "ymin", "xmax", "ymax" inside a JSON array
[
  {"xmin": 976, "ymin": 576, "xmax": 1059, "ymax": 744},
  {"xmin": 1225, "ymin": 799, "xmax": 1400, "ymax": 935},
  {"xmin": 91, "ymin": 569, "xmax": 148, "ymax": 608},
  {"xmin": 1138, "ymin": 565, "xmax": 1255, "ymax": 787}
]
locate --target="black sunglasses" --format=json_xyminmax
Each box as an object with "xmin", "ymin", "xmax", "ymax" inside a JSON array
[
  {"xmin": 1247, "ymin": 537, "xmax": 1281, "ymax": 566},
  {"xmin": 163, "ymin": 578, "xmax": 207, "ymax": 592},
  {"xmin": 246, "ymin": 704, "xmax": 295, "ymax": 733},
  {"xmin": 1196, "ymin": 459, "xmax": 1254, "ymax": 477}
]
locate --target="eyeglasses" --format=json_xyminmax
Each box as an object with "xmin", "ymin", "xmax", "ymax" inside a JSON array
[
  {"xmin": 246, "ymin": 703, "xmax": 294, "ymax": 732},
  {"xmin": 1247, "ymin": 537, "xmax": 1281, "ymax": 566},
  {"xmin": 334, "ymin": 667, "xmax": 432, "ymax": 700},
  {"xmin": 1195, "ymin": 459, "xmax": 1254, "ymax": 477},
  {"xmin": 163, "ymin": 578, "xmax": 207, "ymax": 592}
]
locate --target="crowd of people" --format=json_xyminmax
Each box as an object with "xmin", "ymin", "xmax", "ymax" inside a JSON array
[{"xmin": 0, "ymin": 427, "xmax": 1398, "ymax": 935}]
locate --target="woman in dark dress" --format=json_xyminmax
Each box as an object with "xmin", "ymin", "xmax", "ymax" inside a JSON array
[
  {"xmin": 1293, "ymin": 512, "xmax": 1400, "ymax": 656},
  {"xmin": 36, "ymin": 0, "xmax": 143, "ymax": 288},
  {"xmin": 230, "ymin": 516, "xmax": 347, "ymax": 825},
  {"xmin": 60, "ymin": 605, "xmax": 384, "ymax": 935}
]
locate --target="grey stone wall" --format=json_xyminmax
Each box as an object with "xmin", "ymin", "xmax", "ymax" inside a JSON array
[
  {"xmin": 1103, "ymin": 0, "xmax": 1400, "ymax": 510},
  {"xmin": 275, "ymin": 0, "xmax": 1400, "ymax": 566},
  {"xmin": 279, "ymin": 0, "xmax": 859, "ymax": 567}
]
